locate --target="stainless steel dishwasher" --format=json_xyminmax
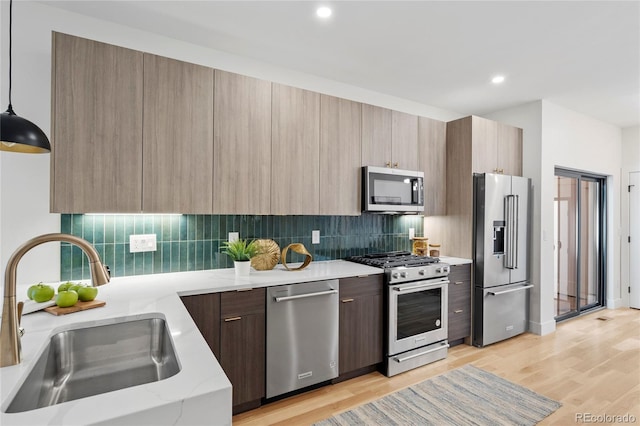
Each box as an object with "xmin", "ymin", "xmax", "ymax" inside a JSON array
[{"xmin": 266, "ymin": 279, "xmax": 339, "ymax": 398}]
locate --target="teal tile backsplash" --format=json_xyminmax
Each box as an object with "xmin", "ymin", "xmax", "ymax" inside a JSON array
[{"xmin": 60, "ymin": 214, "xmax": 423, "ymax": 280}]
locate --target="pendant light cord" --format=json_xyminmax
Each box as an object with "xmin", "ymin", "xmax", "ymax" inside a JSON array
[
  {"xmin": 7, "ymin": 0, "xmax": 14, "ymax": 114},
  {"xmin": 7, "ymin": 0, "xmax": 14, "ymax": 113}
]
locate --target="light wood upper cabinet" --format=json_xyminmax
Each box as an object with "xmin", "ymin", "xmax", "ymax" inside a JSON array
[
  {"xmin": 391, "ymin": 111, "xmax": 419, "ymax": 171},
  {"xmin": 51, "ymin": 32, "xmax": 143, "ymax": 213},
  {"xmin": 320, "ymin": 95, "xmax": 362, "ymax": 216},
  {"xmin": 468, "ymin": 116, "xmax": 522, "ymax": 175},
  {"xmin": 361, "ymin": 104, "xmax": 392, "ymax": 168},
  {"xmin": 418, "ymin": 116, "xmax": 447, "ymax": 216},
  {"xmin": 142, "ymin": 54, "xmax": 214, "ymax": 213},
  {"xmin": 441, "ymin": 115, "xmax": 523, "ymax": 258},
  {"xmin": 271, "ymin": 84, "xmax": 320, "ymax": 215},
  {"xmin": 213, "ymin": 71, "xmax": 271, "ymax": 214},
  {"xmin": 497, "ymin": 122, "xmax": 523, "ymax": 176},
  {"xmin": 361, "ymin": 105, "xmax": 419, "ymax": 171}
]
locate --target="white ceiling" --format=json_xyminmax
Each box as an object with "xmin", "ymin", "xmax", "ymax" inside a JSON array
[{"xmin": 40, "ymin": 1, "xmax": 640, "ymax": 128}]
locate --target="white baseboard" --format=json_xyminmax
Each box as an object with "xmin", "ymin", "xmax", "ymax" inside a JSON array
[
  {"xmin": 606, "ymin": 297, "xmax": 623, "ymax": 309},
  {"xmin": 529, "ymin": 319, "xmax": 556, "ymax": 336}
]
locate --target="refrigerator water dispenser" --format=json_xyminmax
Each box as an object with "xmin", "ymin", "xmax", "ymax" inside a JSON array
[{"xmin": 493, "ymin": 220, "xmax": 505, "ymax": 255}]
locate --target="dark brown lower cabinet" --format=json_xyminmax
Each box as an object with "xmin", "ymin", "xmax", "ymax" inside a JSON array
[
  {"xmin": 448, "ymin": 264, "xmax": 472, "ymax": 346},
  {"xmin": 181, "ymin": 289, "xmax": 265, "ymax": 415},
  {"xmin": 219, "ymin": 288, "xmax": 266, "ymax": 414},
  {"xmin": 180, "ymin": 293, "xmax": 221, "ymax": 358},
  {"xmin": 337, "ymin": 275, "xmax": 384, "ymax": 381}
]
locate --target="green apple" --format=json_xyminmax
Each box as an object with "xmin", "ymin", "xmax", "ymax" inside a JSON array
[
  {"xmin": 77, "ymin": 286, "xmax": 98, "ymax": 302},
  {"xmin": 68, "ymin": 283, "xmax": 85, "ymax": 293},
  {"xmin": 57, "ymin": 281, "xmax": 74, "ymax": 292},
  {"xmin": 27, "ymin": 284, "xmax": 39, "ymax": 300},
  {"xmin": 55, "ymin": 290, "xmax": 78, "ymax": 308},
  {"xmin": 28, "ymin": 283, "xmax": 55, "ymax": 303}
]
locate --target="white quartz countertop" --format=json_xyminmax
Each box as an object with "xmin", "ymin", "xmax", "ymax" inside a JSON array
[{"xmin": 0, "ymin": 260, "xmax": 382, "ymax": 426}]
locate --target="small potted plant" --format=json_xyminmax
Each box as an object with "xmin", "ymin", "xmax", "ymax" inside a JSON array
[{"xmin": 221, "ymin": 239, "xmax": 260, "ymax": 276}]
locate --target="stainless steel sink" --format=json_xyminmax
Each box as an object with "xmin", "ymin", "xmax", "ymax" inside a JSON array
[{"xmin": 5, "ymin": 316, "xmax": 180, "ymax": 413}]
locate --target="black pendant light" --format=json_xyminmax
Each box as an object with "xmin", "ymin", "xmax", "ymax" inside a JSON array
[{"xmin": 0, "ymin": 0, "xmax": 50, "ymax": 153}]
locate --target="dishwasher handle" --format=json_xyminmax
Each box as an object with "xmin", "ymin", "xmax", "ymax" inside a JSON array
[{"xmin": 274, "ymin": 289, "xmax": 338, "ymax": 302}]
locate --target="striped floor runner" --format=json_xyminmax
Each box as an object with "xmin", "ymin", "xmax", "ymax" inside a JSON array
[{"xmin": 315, "ymin": 364, "xmax": 561, "ymax": 426}]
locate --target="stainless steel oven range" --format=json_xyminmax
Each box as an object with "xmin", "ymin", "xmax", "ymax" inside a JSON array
[{"xmin": 346, "ymin": 251, "xmax": 450, "ymax": 376}]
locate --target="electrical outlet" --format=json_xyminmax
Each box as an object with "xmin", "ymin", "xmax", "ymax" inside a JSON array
[
  {"xmin": 409, "ymin": 228, "xmax": 415, "ymax": 239},
  {"xmin": 312, "ymin": 230, "xmax": 320, "ymax": 244},
  {"xmin": 228, "ymin": 232, "xmax": 239, "ymax": 243},
  {"xmin": 129, "ymin": 234, "xmax": 157, "ymax": 253}
]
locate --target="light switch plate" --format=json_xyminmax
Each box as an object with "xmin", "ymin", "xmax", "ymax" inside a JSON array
[
  {"xmin": 129, "ymin": 234, "xmax": 157, "ymax": 253},
  {"xmin": 409, "ymin": 228, "xmax": 415, "ymax": 239},
  {"xmin": 228, "ymin": 232, "xmax": 239, "ymax": 243},
  {"xmin": 312, "ymin": 230, "xmax": 320, "ymax": 244}
]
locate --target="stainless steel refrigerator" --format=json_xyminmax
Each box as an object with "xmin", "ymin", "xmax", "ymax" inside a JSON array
[{"xmin": 473, "ymin": 173, "xmax": 532, "ymax": 347}]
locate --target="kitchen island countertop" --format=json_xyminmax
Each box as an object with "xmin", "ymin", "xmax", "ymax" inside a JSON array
[{"xmin": 0, "ymin": 260, "xmax": 382, "ymax": 426}]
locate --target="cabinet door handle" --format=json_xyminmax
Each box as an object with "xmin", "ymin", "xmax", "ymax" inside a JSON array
[
  {"xmin": 224, "ymin": 316, "xmax": 242, "ymax": 322},
  {"xmin": 385, "ymin": 161, "xmax": 391, "ymax": 168},
  {"xmin": 454, "ymin": 281, "xmax": 464, "ymax": 285},
  {"xmin": 393, "ymin": 162, "xmax": 399, "ymax": 168},
  {"xmin": 236, "ymin": 288, "xmax": 253, "ymax": 292},
  {"xmin": 341, "ymin": 298, "xmax": 355, "ymax": 303},
  {"xmin": 454, "ymin": 309, "xmax": 464, "ymax": 314}
]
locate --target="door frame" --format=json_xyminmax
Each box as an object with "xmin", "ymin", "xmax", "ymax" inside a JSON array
[{"xmin": 554, "ymin": 167, "xmax": 607, "ymax": 321}]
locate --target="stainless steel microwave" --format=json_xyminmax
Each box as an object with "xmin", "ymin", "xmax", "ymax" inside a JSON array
[{"xmin": 362, "ymin": 166, "xmax": 424, "ymax": 214}]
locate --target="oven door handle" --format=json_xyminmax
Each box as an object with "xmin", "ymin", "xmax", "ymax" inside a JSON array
[
  {"xmin": 392, "ymin": 280, "xmax": 449, "ymax": 293},
  {"xmin": 393, "ymin": 342, "xmax": 450, "ymax": 363}
]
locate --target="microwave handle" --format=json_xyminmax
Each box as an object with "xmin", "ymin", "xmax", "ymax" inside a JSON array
[{"xmin": 413, "ymin": 177, "xmax": 424, "ymax": 205}]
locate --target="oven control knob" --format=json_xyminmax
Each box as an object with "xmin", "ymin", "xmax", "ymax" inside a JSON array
[
  {"xmin": 436, "ymin": 267, "xmax": 442, "ymax": 273},
  {"xmin": 400, "ymin": 272, "xmax": 408, "ymax": 278},
  {"xmin": 443, "ymin": 266, "xmax": 450, "ymax": 273},
  {"xmin": 419, "ymin": 269, "xmax": 425, "ymax": 276},
  {"xmin": 392, "ymin": 272, "xmax": 399, "ymax": 279}
]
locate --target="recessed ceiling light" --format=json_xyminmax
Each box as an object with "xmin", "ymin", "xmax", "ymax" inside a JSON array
[
  {"xmin": 492, "ymin": 75, "xmax": 505, "ymax": 84},
  {"xmin": 316, "ymin": 6, "xmax": 332, "ymax": 18}
]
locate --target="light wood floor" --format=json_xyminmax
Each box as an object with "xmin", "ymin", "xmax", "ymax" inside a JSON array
[{"xmin": 234, "ymin": 308, "xmax": 640, "ymax": 425}]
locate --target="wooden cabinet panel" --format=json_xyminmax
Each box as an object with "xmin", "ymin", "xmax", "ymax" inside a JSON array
[
  {"xmin": 443, "ymin": 116, "xmax": 523, "ymax": 258},
  {"xmin": 448, "ymin": 264, "xmax": 471, "ymax": 345},
  {"xmin": 271, "ymin": 84, "xmax": 320, "ymax": 215},
  {"xmin": 361, "ymin": 104, "xmax": 392, "ymax": 167},
  {"xmin": 142, "ymin": 54, "xmax": 214, "ymax": 213},
  {"xmin": 338, "ymin": 275, "xmax": 384, "ymax": 375},
  {"xmin": 498, "ymin": 123, "xmax": 523, "ymax": 176},
  {"xmin": 418, "ymin": 116, "xmax": 447, "ymax": 216},
  {"xmin": 51, "ymin": 32, "xmax": 143, "ymax": 213},
  {"xmin": 471, "ymin": 116, "xmax": 499, "ymax": 174},
  {"xmin": 220, "ymin": 313, "xmax": 265, "ymax": 412},
  {"xmin": 220, "ymin": 288, "xmax": 265, "ymax": 317},
  {"xmin": 214, "ymin": 71, "xmax": 271, "ymax": 214},
  {"xmin": 220, "ymin": 288, "xmax": 265, "ymax": 413},
  {"xmin": 391, "ymin": 111, "xmax": 419, "ymax": 171},
  {"xmin": 320, "ymin": 95, "xmax": 362, "ymax": 215},
  {"xmin": 180, "ymin": 293, "xmax": 220, "ymax": 358}
]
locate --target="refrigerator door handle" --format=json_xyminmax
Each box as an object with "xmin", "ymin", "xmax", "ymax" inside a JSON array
[
  {"xmin": 514, "ymin": 194, "xmax": 519, "ymax": 269},
  {"xmin": 488, "ymin": 284, "xmax": 534, "ymax": 296},
  {"xmin": 505, "ymin": 195, "xmax": 515, "ymax": 269}
]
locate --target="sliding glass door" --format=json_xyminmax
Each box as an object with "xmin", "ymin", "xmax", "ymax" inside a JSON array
[{"xmin": 554, "ymin": 169, "xmax": 606, "ymax": 320}]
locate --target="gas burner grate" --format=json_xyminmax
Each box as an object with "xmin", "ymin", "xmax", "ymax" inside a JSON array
[{"xmin": 346, "ymin": 252, "xmax": 440, "ymax": 268}]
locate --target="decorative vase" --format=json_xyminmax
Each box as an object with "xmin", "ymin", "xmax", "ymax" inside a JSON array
[{"xmin": 234, "ymin": 260, "xmax": 251, "ymax": 276}]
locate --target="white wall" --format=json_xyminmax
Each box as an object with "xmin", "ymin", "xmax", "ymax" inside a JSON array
[
  {"xmin": 487, "ymin": 100, "xmax": 623, "ymax": 334},
  {"xmin": 484, "ymin": 101, "xmax": 548, "ymax": 332},
  {"xmin": 620, "ymin": 126, "xmax": 640, "ymax": 306},
  {"xmin": 0, "ymin": 1, "xmax": 463, "ymax": 294}
]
